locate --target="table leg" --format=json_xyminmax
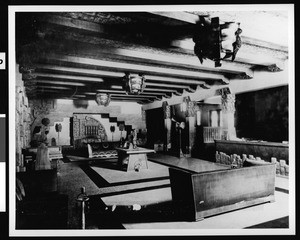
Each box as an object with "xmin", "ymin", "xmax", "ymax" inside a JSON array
[{"xmin": 127, "ymin": 153, "xmax": 148, "ymax": 172}]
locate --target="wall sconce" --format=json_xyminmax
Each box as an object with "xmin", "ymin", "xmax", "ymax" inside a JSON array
[
  {"xmin": 95, "ymin": 93, "xmax": 111, "ymax": 106},
  {"xmin": 123, "ymin": 73, "xmax": 146, "ymax": 95},
  {"xmin": 110, "ymin": 125, "xmax": 116, "ymax": 142}
]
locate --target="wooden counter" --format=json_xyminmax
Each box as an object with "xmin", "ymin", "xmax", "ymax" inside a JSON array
[{"xmin": 169, "ymin": 161, "xmax": 276, "ymax": 221}]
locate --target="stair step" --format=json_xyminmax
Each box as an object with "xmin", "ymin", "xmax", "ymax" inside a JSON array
[
  {"xmin": 117, "ymin": 121, "xmax": 125, "ymax": 126},
  {"xmin": 74, "ymin": 113, "xmax": 133, "ymax": 136},
  {"xmin": 101, "ymin": 113, "xmax": 110, "ymax": 118},
  {"xmin": 125, "ymin": 125, "xmax": 133, "ymax": 132},
  {"xmin": 109, "ymin": 117, "xmax": 118, "ymax": 123}
]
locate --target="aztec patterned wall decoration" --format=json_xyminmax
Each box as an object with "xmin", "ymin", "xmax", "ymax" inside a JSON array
[{"xmin": 72, "ymin": 113, "xmax": 107, "ymax": 148}]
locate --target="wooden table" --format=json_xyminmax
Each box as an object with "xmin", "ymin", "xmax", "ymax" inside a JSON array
[{"xmin": 115, "ymin": 147, "xmax": 155, "ymax": 172}]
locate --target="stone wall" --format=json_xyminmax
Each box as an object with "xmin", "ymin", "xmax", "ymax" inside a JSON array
[{"xmin": 15, "ymin": 68, "xmax": 32, "ymax": 170}]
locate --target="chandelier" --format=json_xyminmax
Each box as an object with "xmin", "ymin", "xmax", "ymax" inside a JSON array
[
  {"xmin": 95, "ymin": 93, "xmax": 111, "ymax": 106},
  {"xmin": 193, "ymin": 17, "xmax": 242, "ymax": 67},
  {"xmin": 123, "ymin": 73, "xmax": 146, "ymax": 95}
]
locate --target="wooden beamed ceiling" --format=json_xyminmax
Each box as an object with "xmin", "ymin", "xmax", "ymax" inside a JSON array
[{"xmin": 16, "ymin": 11, "xmax": 288, "ymax": 104}]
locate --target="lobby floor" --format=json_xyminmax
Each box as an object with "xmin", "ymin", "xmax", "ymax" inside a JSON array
[{"xmin": 58, "ymin": 154, "xmax": 290, "ymax": 232}]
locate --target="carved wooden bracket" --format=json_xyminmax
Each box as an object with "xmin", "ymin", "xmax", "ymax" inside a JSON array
[
  {"xmin": 252, "ymin": 63, "xmax": 284, "ymax": 72},
  {"xmin": 186, "ymin": 100, "xmax": 196, "ymax": 117},
  {"xmin": 163, "ymin": 93, "xmax": 172, "ymax": 99},
  {"xmin": 173, "ymin": 91, "xmax": 183, "ymax": 96},
  {"xmin": 186, "ymin": 86, "xmax": 197, "ymax": 93},
  {"xmin": 217, "ymin": 87, "xmax": 231, "ymax": 96},
  {"xmin": 235, "ymin": 72, "xmax": 253, "ymax": 79},
  {"xmin": 19, "ymin": 65, "xmax": 36, "ymax": 74},
  {"xmin": 22, "ymin": 73, "xmax": 37, "ymax": 80},
  {"xmin": 221, "ymin": 94, "xmax": 236, "ymax": 113},
  {"xmin": 267, "ymin": 64, "xmax": 283, "ymax": 72},
  {"xmin": 200, "ymin": 83, "xmax": 211, "ymax": 89}
]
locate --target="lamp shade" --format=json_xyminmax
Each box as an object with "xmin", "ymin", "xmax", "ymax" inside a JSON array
[
  {"xmin": 110, "ymin": 125, "xmax": 115, "ymax": 133},
  {"xmin": 193, "ymin": 17, "xmax": 242, "ymax": 67},
  {"xmin": 41, "ymin": 118, "xmax": 50, "ymax": 126},
  {"xmin": 119, "ymin": 123, "xmax": 125, "ymax": 131},
  {"xmin": 55, "ymin": 123, "xmax": 62, "ymax": 132},
  {"xmin": 124, "ymin": 73, "xmax": 145, "ymax": 95},
  {"xmin": 95, "ymin": 93, "xmax": 111, "ymax": 106}
]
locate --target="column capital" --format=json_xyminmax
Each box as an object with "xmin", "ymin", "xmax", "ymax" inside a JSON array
[
  {"xmin": 221, "ymin": 92, "xmax": 236, "ymax": 113},
  {"xmin": 162, "ymin": 101, "xmax": 171, "ymax": 119},
  {"xmin": 186, "ymin": 100, "xmax": 196, "ymax": 117}
]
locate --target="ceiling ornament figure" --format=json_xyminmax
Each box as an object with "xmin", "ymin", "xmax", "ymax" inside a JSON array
[
  {"xmin": 193, "ymin": 17, "xmax": 242, "ymax": 67},
  {"xmin": 95, "ymin": 93, "xmax": 111, "ymax": 107},
  {"xmin": 123, "ymin": 73, "xmax": 146, "ymax": 95}
]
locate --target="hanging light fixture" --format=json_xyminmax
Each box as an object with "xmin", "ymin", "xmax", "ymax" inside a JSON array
[
  {"xmin": 95, "ymin": 93, "xmax": 111, "ymax": 106},
  {"xmin": 123, "ymin": 73, "xmax": 146, "ymax": 95},
  {"xmin": 193, "ymin": 17, "xmax": 242, "ymax": 67}
]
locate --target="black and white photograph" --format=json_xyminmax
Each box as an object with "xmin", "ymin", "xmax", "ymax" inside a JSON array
[{"xmin": 8, "ymin": 4, "xmax": 295, "ymax": 237}]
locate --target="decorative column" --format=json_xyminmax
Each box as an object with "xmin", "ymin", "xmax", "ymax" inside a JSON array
[
  {"xmin": 220, "ymin": 88, "xmax": 237, "ymax": 140},
  {"xmin": 185, "ymin": 97, "xmax": 196, "ymax": 157},
  {"xmin": 162, "ymin": 101, "xmax": 172, "ymax": 152}
]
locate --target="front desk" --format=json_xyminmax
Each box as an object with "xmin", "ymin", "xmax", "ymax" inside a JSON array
[{"xmin": 169, "ymin": 159, "xmax": 276, "ymax": 221}]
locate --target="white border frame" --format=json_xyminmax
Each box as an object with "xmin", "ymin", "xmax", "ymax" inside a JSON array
[{"xmin": 0, "ymin": 114, "xmax": 5, "ymax": 212}]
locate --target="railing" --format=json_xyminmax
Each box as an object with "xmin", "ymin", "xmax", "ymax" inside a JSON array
[{"xmin": 203, "ymin": 127, "xmax": 224, "ymax": 143}]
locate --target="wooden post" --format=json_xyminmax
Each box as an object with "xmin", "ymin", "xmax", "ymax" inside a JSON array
[
  {"xmin": 185, "ymin": 97, "xmax": 196, "ymax": 158},
  {"xmin": 162, "ymin": 101, "xmax": 172, "ymax": 152},
  {"xmin": 220, "ymin": 88, "xmax": 237, "ymax": 140},
  {"xmin": 76, "ymin": 187, "xmax": 89, "ymax": 229}
]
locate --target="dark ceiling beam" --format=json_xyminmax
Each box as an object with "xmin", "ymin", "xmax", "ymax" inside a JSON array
[
  {"xmin": 35, "ymin": 64, "xmax": 124, "ymax": 78},
  {"xmin": 35, "ymin": 63, "xmax": 209, "ymax": 85},
  {"xmin": 170, "ymin": 37, "xmax": 286, "ymax": 70},
  {"xmin": 83, "ymin": 90, "xmax": 168, "ymax": 97},
  {"xmin": 31, "ymin": 72, "xmax": 104, "ymax": 83},
  {"xmin": 39, "ymin": 13, "xmax": 105, "ymax": 34},
  {"xmin": 30, "ymin": 79, "xmax": 87, "ymax": 86},
  {"xmin": 32, "ymin": 82, "xmax": 177, "ymax": 99},
  {"xmin": 36, "ymin": 13, "xmax": 285, "ymax": 74},
  {"xmin": 110, "ymin": 93, "xmax": 160, "ymax": 99},
  {"xmin": 41, "ymin": 54, "xmax": 228, "ymax": 82},
  {"xmin": 145, "ymin": 82, "xmax": 194, "ymax": 89},
  {"xmin": 32, "ymin": 88, "xmax": 160, "ymax": 100},
  {"xmin": 35, "ymin": 37, "xmax": 252, "ymax": 78},
  {"xmin": 38, "ymin": 12, "xmax": 190, "ymax": 43},
  {"xmin": 145, "ymin": 75, "xmax": 205, "ymax": 85},
  {"xmin": 105, "ymin": 47, "xmax": 253, "ymax": 77},
  {"xmin": 148, "ymin": 12, "xmax": 288, "ymax": 54},
  {"xmin": 32, "ymin": 77, "xmax": 202, "ymax": 94},
  {"xmin": 31, "ymin": 92, "xmax": 151, "ymax": 103},
  {"xmin": 144, "ymin": 87, "xmax": 179, "ymax": 93},
  {"xmin": 147, "ymin": 11, "xmax": 201, "ymax": 24},
  {"xmin": 34, "ymin": 15, "xmax": 253, "ymax": 77},
  {"xmin": 32, "ymin": 85, "xmax": 72, "ymax": 90}
]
